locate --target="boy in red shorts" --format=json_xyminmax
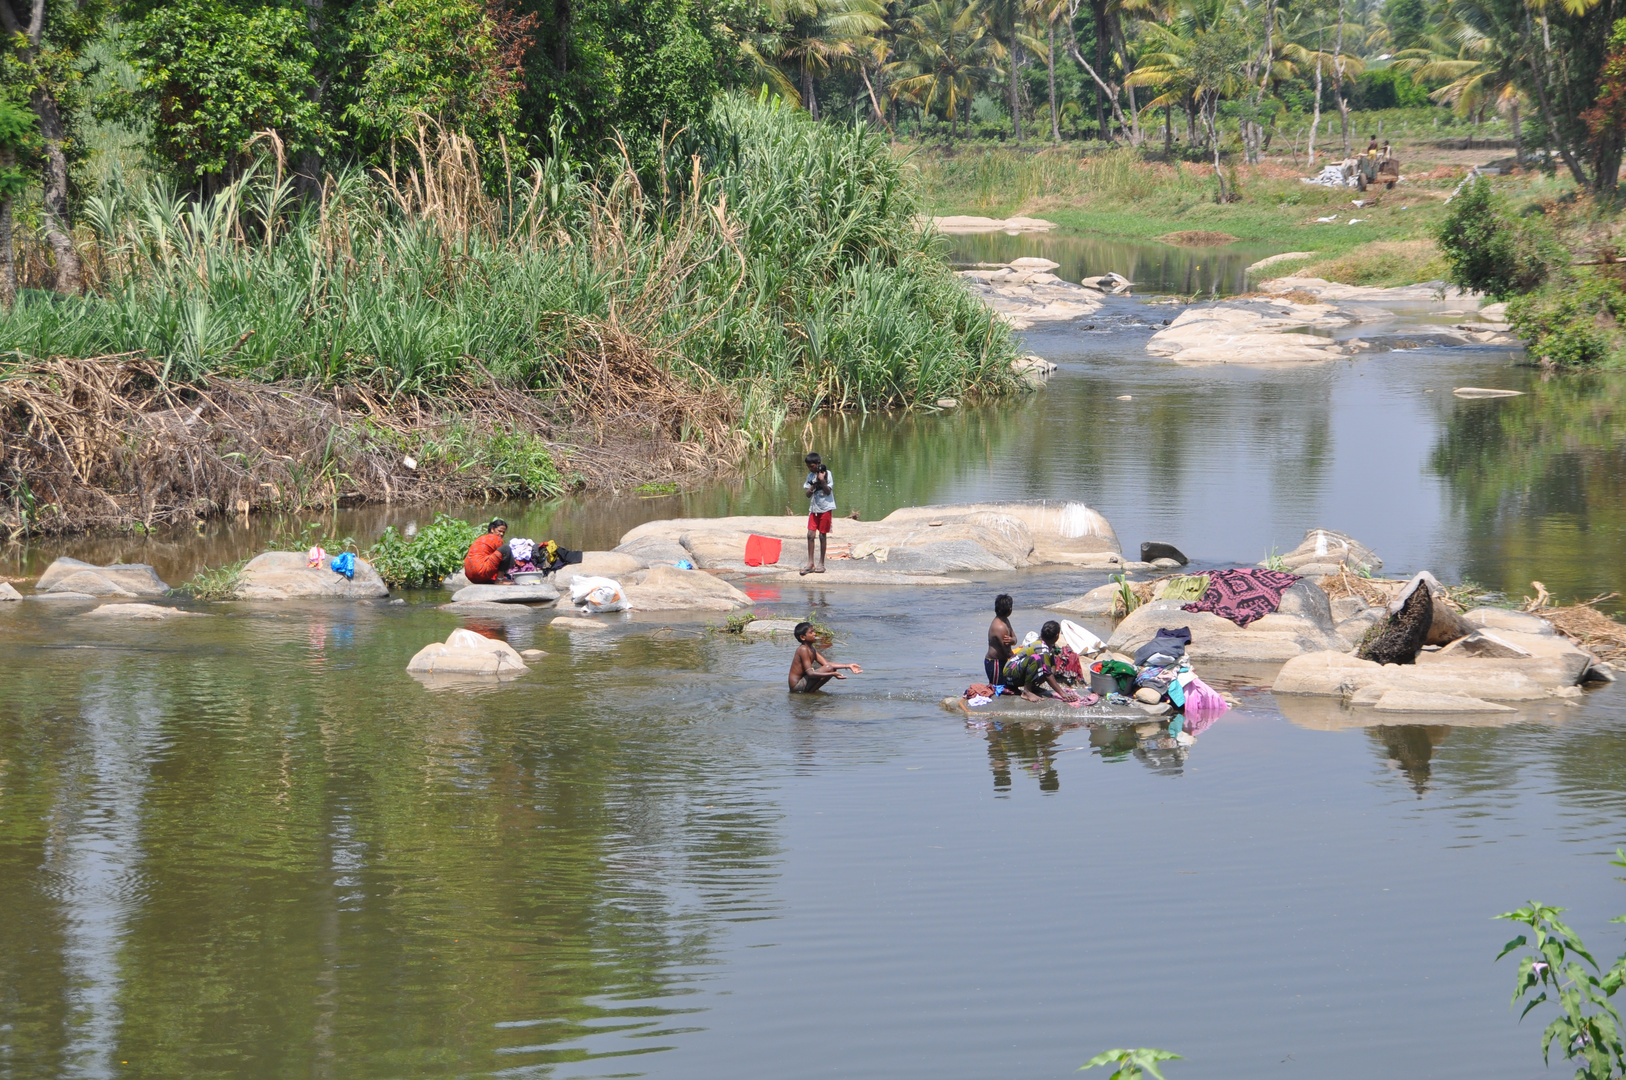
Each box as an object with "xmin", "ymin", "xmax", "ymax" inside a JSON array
[{"xmin": 800, "ymin": 451, "xmax": 835, "ymax": 575}]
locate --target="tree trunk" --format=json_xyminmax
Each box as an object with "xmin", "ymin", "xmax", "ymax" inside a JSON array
[
  {"xmin": 1047, "ymin": 24, "xmax": 1060, "ymax": 143},
  {"xmin": 1064, "ymin": 3, "xmax": 1131, "ymax": 141},
  {"xmin": 1519, "ymin": 6, "xmax": 1588, "ymax": 186},
  {"xmin": 1308, "ymin": 27, "xmax": 1323, "ymax": 168},
  {"xmin": 1092, "ymin": 0, "xmax": 1110, "ymax": 139},
  {"xmin": 32, "ymin": 89, "xmax": 81, "ymax": 294},
  {"xmin": 1509, "ymin": 98, "xmax": 1522, "ymax": 165},
  {"xmin": 0, "ymin": 148, "xmax": 14, "ymax": 309},
  {"xmin": 1333, "ymin": 0, "xmax": 1351, "ymax": 157},
  {"xmin": 803, "ymin": 64, "xmax": 819, "ymax": 120},
  {"xmin": 1164, "ymin": 103, "xmax": 1172, "ymax": 155},
  {"xmin": 1010, "ymin": 26, "xmax": 1022, "ymax": 141}
]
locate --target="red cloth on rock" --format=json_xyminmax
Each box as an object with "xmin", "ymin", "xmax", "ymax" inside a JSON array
[{"xmin": 744, "ymin": 534, "xmax": 782, "ymax": 566}]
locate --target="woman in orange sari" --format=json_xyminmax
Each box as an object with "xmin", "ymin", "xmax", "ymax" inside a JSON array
[{"xmin": 464, "ymin": 519, "xmax": 514, "ymax": 584}]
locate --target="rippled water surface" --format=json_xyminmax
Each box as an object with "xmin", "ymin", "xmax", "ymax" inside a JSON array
[{"xmin": 6, "ymin": 287, "xmax": 1626, "ymax": 1079}]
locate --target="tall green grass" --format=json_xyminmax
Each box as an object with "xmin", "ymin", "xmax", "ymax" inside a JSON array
[{"xmin": 2, "ymin": 96, "xmax": 1017, "ymax": 429}]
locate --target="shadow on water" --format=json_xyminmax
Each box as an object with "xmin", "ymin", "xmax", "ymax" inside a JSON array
[{"xmin": 944, "ymin": 231, "xmax": 1282, "ymax": 297}]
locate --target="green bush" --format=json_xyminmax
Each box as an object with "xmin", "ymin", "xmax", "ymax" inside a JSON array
[
  {"xmin": 1436, "ymin": 178, "xmax": 1558, "ymax": 300},
  {"xmin": 366, "ymin": 513, "xmax": 480, "ymax": 587},
  {"xmin": 1508, "ymin": 271, "xmax": 1626, "ymax": 367}
]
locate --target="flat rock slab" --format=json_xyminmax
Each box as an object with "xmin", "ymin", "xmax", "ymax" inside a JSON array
[
  {"xmin": 38, "ymin": 557, "xmax": 170, "ymax": 597},
  {"xmin": 625, "ymin": 565, "xmax": 754, "ymax": 611},
  {"xmin": 439, "ymin": 601, "xmax": 541, "ymax": 615},
  {"xmin": 957, "ymin": 268, "xmax": 1104, "ymax": 330},
  {"xmin": 740, "ymin": 566, "xmax": 968, "ymax": 586},
  {"xmin": 552, "ymin": 616, "xmax": 612, "ymax": 631},
  {"xmin": 931, "ymin": 215, "xmax": 1057, "ymax": 234},
  {"xmin": 1273, "ymin": 650, "xmax": 1568, "ymax": 701},
  {"xmin": 451, "ymin": 583, "xmax": 561, "ymax": 604},
  {"xmin": 1454, "ymin": 387, "xmax": 1524, "ymax": 398},
  {"xmin": 1147, "ymin": 298, "xmax": 1358, "ymax": 364},
  {"xmin": 1371, "ymin": 690, "xmax": 1516, "ymax": 713},
  {"xmin": 79, "ymin": 603, "xmax": 209, "ymax": 620},
  {"xmin": 742, "ymin": 619, "xmax": 802, "ymax": 635},
  {"xmin": 235, "ymin": 552, "xmax": 389, "ymax": 600},
  {"xmin": 27, "ymin": 591, "xmax": 100, "ymax": 602}
]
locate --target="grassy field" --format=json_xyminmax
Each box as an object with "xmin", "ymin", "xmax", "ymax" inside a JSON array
[{"xmin": 902, "ymin": 127, "xmax": 1575, "ymax": 288}]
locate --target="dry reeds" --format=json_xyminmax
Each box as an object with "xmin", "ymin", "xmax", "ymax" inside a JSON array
[{"xmin": 1522, "ymin": 584, "xmax": 1626, "ymax": 664}]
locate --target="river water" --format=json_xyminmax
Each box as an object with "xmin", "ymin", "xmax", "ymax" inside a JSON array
[{"xmin": 5, "ymin": 255, "xmax": 1626, "ymax": 1080}]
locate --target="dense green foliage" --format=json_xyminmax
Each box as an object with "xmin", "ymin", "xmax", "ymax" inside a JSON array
[
  {"xmin": 1436, "ymin": 177, "xmax": 1552, "ymax": 300},
  {"xmin": 0, "ymin": 97, "xmax": 1016, "ymax": 412},
  {"xmin": 367, "ymin": 513, "xmax": 482, "ymax": 586},
  {"xmin": 1509, "ymin": 273, "xmax": 1626, "ymax": 368}
]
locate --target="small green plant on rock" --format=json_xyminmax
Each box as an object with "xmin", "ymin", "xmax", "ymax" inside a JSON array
[
  {"xmin": 1080, "ymin": 1048, "xmax": 1182, "ymax": 1080},
  {"xmin": 1262, "ymin": 547, "xmax": 1289, "ymax": 572},
  {"xmin": 721, "ymin": 611, "xmax": 757, "ymax": 634},
  {"xmin": 176, "ymin": 557, "xmax": 248, "ymax": 600}
]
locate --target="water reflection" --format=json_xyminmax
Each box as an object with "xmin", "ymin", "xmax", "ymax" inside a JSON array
[
  {"xmin": 1430, "ymin": 373, "xmax": 1626, "ymax": 612},
  {"xmin": 1371, "ymin": 724, "xmax": 1453, "ymax": 796},
  {"xmin": 945, "ymin": 232, "xmax": 1282, "ymax": 297}
]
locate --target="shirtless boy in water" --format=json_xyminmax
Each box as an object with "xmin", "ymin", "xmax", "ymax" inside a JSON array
[
  {"xmin": 788, "ymin": 622, "xmax": 863, "ymax": 692},
  {"xmin": 985, "ymin": 593, "xmax": 1015, "ymax": 684}
]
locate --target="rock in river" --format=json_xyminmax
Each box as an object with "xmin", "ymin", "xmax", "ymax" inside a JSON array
[
  {"xmin": 1146, "ymin": 297, "xmax": 1358, "ymax": 364},
  {"xmin": 623, "ymin": 565, "xmax": 753, "ymax": 613},
  {"xmin": 1106, "ymin": 581, "xmax": 1345, "ymax": 662},
  {"xmin": 407, "ymin": 628, "xmax": 528, "ymax": 678},
  {"xmin": 1267, "ymin": 528, "xmax": 1382, "ymax": 577},
  {"xmin": 0, "ymin": 582, "xmax": 20, "ymax": 601},
  {"xmin": 450, "ymin": 582, "xmax": 561, "ymax": 605},
  {"xmin": 37, "ymin": 556, "xmax": 170, "ymax": 597},
  {"xmin": 234, "ymin": 551, "xmax": 390, "ymax": 600},
  {"xmin": 79, "ymin": 602, "xmax": 208, "ymax": 620},
  {"xmin": 956, "ymin": 265, "xmax": 1103, "ymax": 330}
]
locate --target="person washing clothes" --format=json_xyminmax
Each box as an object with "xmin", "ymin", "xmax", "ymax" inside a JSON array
[
  {"xmin": 800, "ymin": 451, "xmax": 836, "ymax": 575},
  {"xmin": 464, "ymin": 519, "xmax": 515, "ymax": 584}
]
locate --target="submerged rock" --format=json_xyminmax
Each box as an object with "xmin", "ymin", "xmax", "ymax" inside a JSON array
[
  {"xmin": 406, "ymin": 628, "xmax": 528, "ymax": 677},
  {"xmin": 235, "ymin": 552, "xmax": 389, "ymax": 600},
  {"xmin": 741, "ymin": 619, "xmax": 802, "ymax": 636},
  {"xmin": 79, "ymin": 602, "xmax": 208, "ymax": 620},
  {"xmin": 1106, "ymin": 581, "xmax": 1344, "ymax": 662},
  {"xmin": 552, "ymin": 615, "xmax": 611, "ymax": 631},
  {"xmin": 37, "ymin": 557, "xmax": 170, "ymax": 597}
]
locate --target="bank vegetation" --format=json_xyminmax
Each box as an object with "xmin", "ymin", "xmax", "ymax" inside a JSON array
[{"xmin": 0, "ymin": 99, "xmax": 1018, "ymax": 537}]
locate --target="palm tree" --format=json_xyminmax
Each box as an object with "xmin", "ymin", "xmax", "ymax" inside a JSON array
[
  {"xmin": 1021, "ymin": 0, "xmax": 1071, "ymax": 142},
  {"xmin": 896, "ymin": 0, "xmax": 995, "ymax": 142},
  {"xmin": 1393, "ymin": 11, "xmax": 1529, "ymax": 160},
  {"xmin": 1127, "ymin": 0, "xmax": 1248, "ymax": 188},
  {"xmin": 773, "ymin": 0, "xmax": 888, "ymax": 118}
]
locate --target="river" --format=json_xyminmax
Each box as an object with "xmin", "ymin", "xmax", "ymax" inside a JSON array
[{"xmin": 3, "ymin": 250, "xmax": 1626, "ymax": 1079}]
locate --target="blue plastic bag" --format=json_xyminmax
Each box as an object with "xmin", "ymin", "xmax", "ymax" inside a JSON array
[{"xmin": 331, "ymin": 552, "xmax": 356, "ymax": 579}]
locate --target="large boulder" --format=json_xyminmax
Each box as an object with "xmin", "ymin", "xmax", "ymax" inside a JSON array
[
  {"xmin": 616, "ymin": 501, "xmax": 1122, "ymax": 578},
  {"xmin": 37, "ymin": 557, "xmax": 170, "ymax": 597},
  {"xmin": 406, "ymin": 628, "xmax": 528, "ymax": 677},
  {"xmin": 1461, "ymin": 607, "xmax": 1556, "ymax": 636},
  {"xmin": 449, "ymin": 582, "xmax": 560, "ymax": 605},
  {"xmin": 1273, "ymin": 635, "xmax": 1591, "ymax": 703},
  {"xmin": 0, "ymin": 582, "xmax": 20, "ymax": 601},
  {"xmin": 614, "ymin": 535, "xmax": 694, "ymax": 567},
  {"xmin": 1146, "ymin": 298, "xmax": 1358, "ymax": 364},
  {"xmin": 234, "ymin": 552, "xmax": 389, "ymax": 600},
  {"xmin": 1049, "ymin": 581, "xmax": 1125, "ymax": 618},
  {"xmin": 1268, "ymin": 528, "xmax": 1382, "ymax": 577},
  {"xmin": 1106, "ymin": 581, "xmax": 1344, "ymax": 662},
  {"xmin": 623, "ymin": 565, "xmax": 752, "ymax": 612}
]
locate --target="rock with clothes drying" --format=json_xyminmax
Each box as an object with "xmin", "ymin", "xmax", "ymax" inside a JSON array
[
  {"xmin": 37, "ymin": 557, "xmax": 171, "ymax": 597},
  {"xmin": 617, "ymin": 501, "xmax": 1126, "ymax": 579},
  {"xmin": 1269, "ymin": 528, "xmax": 1382, "ymax": 577},
  {"xmin": 234, "ymin": 551, "xmax": 390, "ymax": 600},
  {"xmin": 1107, "ymin": 581, "xmax": 1345, "ymax": 662},
  {"xmin": 406, "ymin": 628, "xmax": 529, "ymax": 677}
]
